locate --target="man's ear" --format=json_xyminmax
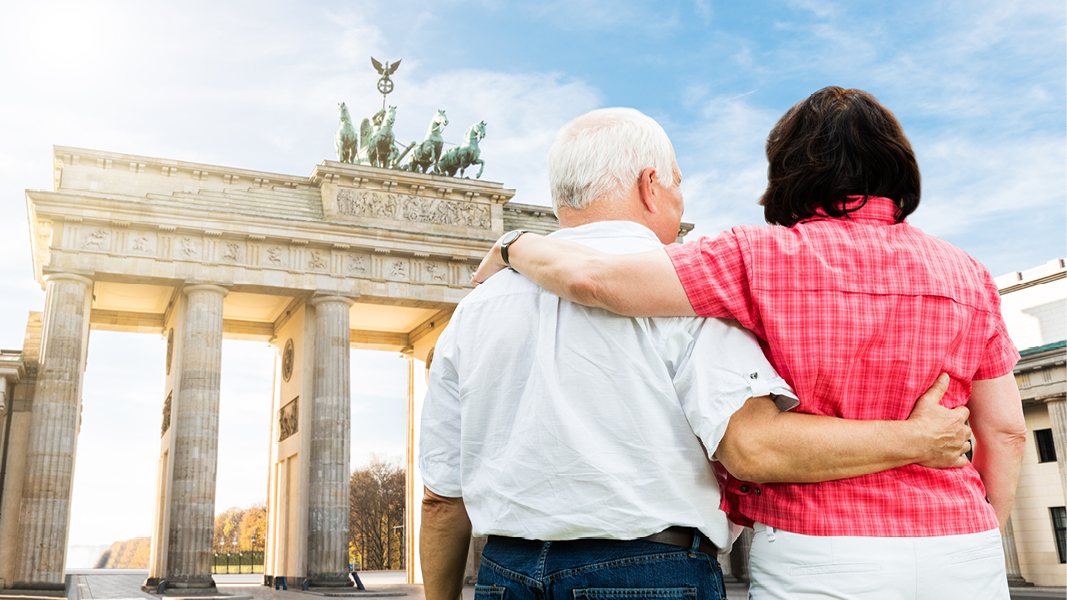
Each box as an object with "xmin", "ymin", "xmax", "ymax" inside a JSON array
[{"xmin": 637, "ymin": 167, "xmax": 659, "ymax": 214}]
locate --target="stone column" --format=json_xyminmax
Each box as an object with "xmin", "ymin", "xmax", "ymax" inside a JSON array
[
  {"xmin": 728, "ymin": 527, "xmax": 753, "ymax": 583},
  {"xmin": 1002, "ymin": 516, "xmax": 1030, "ymax": 586},
  {"xmin": 14, "ymin": 273, "xmax": 92, "ymax": 589},
  {"xmin": 306, "ymin": 296, "xmax": 354, "ymax": 586},
  {"xmin": 165, "ymin": 284, "xmax": 227, "ymax": 588},
  {"xmin": 1048, "ymin": 399, "xmax": 1067, "ymax": 499}
]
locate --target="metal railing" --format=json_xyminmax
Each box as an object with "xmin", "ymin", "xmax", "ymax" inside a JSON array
[{"xmin": 212, "ymin": 551, "xmax": 265, "ymax": 574}]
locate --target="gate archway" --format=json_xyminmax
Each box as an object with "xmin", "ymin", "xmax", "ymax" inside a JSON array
[{"xmin": 0, "ymin": 145, "xmax": 564, "ymax": 591}]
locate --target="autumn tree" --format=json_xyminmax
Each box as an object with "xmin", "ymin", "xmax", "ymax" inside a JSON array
[
  {"xmin": 349, "ymin": 455, "xmax": 406, "ymax": 570},
  {"xmin": 238, "ymin": 502, "xmax": 267, "ymax": 552},
  {"xmin": 213, "ymin": 507, "xmax": 244, "ymax": 553}
]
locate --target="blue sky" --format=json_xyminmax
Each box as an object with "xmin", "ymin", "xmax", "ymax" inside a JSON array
[{"xmin": 0, "ymin": 0, "xmax": 1063, "ymax": 551}]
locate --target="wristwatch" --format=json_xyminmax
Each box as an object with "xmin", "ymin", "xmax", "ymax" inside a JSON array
[{"xmin": 500, "ymin": 229, "xmax": 530, "ymax": 269}]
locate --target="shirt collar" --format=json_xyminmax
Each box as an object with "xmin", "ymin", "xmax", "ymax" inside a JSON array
[
  {"xmin": 799, "ymin": 196, "xmax": 903, "ymax": 225},
  {"xmin": 549, "ymin": 220, "xmax": 663, "ymax": 244}
]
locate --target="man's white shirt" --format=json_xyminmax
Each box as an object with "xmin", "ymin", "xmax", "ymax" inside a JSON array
[{"xmin": 420, "ymin": 221, "xmax": 796, "ymax": 549}]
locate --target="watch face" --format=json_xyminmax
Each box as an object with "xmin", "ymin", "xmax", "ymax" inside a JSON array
[{"xmin": 502, "ymin": 230, "xmax": 522, "ymax": 245}]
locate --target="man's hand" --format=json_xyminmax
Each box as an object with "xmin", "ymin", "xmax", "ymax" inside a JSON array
[
  {"xmin": 906, "ymin": 374, "xmax": 972, "ymax": 469},
  {"xmin": 471, "ymin": 235, "xmax": 508, "ymax": 286}
]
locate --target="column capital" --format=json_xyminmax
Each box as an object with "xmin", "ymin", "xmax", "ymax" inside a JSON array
[
  {"xmin": 42, "ymin": 272, "xmax": 94, "ymax": 287},
  {"xmin": 183, "ymin": 283, "xmax": 230, "ymax": 298},
  {"xmin": 310, "ymin": 295, "xmax": 356, "ymax": 308}
]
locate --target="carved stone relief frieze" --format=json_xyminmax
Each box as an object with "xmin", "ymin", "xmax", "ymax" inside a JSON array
[
  {"xmin": 278, "ymin": 396, "xmax": 298, "ymax": 442},
  {"xmin": 222, "ymin": 241, "xmax": 242, "ymax": 262},
  {"xmin": 423, "ymin": 261, "xmax": 448, "ymax": 284},
  {"xmin": 337, "ymin": 187, "xmax": 491, "ymax": 229},
  {"xmin": 53, "ymin": 157, "xmax": 64, "ymax": 191},
  {"xmin": 386, "ymin": 258, "xmax": 409, "ymax": 281},
  {"xmin": 161, "ymin": 392, "xmax": 172, "ymax": 437},
  {"xmin": 282, "ymin": 338, "xmax": 294, "ymax": 382},
  {"xmin": 129, "ymin": 231, "xmax": 158, "ymax": 255},
  {"xmin": 82, "ymin": 228, "xmax": 110, "ymax": 251},
  {"xmin": 347, "ymin": 253, "xmax": 369, "ymax": 276},
  {"xmin": 307, "ymin": 250, "xmax": 329, "ymax": 271},
  {"xmin": 265, "ymin": 245, "xmax": 286, "ymax": 268},
  {"xmin": 165, "ymin": 328, "xmax": 174, "ymax": 375},
  {"xmin": 176, "ymin": 236, "xmax": 200, "ymax": 259}
]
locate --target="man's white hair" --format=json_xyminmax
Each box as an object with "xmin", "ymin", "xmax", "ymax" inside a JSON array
[{"xmin": 548, "ymin": 107, "xmax": 678, "ymax": 214}]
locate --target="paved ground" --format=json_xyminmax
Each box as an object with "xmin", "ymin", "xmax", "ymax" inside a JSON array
[{"xmin": 21, "ymin": 570, "xmax": 1060, "ymax": 600}]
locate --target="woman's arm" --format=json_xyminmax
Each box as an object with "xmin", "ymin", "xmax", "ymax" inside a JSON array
[
  {"xmin": 472, "ymin": 232, "xmax": 696, "ymax": 317},
  {"xmin": 968, "ymin": 373, "xmax": 1027, "ymax": 529}
]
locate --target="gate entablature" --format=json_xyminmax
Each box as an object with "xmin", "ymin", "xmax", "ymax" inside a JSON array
[{"xmin": 34, "ymin": 146, "xmax": 516, "ymax": 303}]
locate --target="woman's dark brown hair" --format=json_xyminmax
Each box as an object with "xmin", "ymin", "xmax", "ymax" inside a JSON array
[{"xmin": 760, "ymin": 86, "xmax": 921, "ymax": 227}]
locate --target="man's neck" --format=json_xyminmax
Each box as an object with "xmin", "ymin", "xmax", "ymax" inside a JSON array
[{"xmin": 557, "ymin": 196, "xmax": 645, "ymax": 230}]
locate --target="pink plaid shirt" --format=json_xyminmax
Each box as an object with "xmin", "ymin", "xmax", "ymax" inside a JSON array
[{"xmin": 666, "ymin": 196, "xmax": 1019, "ymax": 536}]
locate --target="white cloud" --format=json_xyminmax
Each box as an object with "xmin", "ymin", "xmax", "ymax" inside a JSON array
[
  {"xmin": 909, "ymin": 134, "xmax": 1067, "ymax": 239},
  {"xmin": 673, "ymin": 95, "xmax": 779, "ymax": 236},
  {"xmin": 382, "ymin": 69, "xmax": 601, "ymax": 205}
]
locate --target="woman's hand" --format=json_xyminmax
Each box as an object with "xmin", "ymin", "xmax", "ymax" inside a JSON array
[{"xmin": 470, "ymin": 234, "xmax": 514, "ymax": 286}]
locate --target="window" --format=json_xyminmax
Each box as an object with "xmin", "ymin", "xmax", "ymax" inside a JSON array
[
  {"xmin": 1052, "ymin": 507, "xmax": 1066, "ymax": 564},
  {"xmin": 1036, "ymin": 429, "xmax": 1057, "ymax": 463}
]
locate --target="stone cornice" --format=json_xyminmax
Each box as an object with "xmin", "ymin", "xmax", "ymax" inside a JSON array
[
  {"xmin": 54, "ymin": 145, "xmax": 309, "ymax": 188},
  {"xmin": 311, "ymin": 160, "xmax": 515, "ymax": 204},
  {"xmin": 27, "ymin": 188, "xmax": 498, "ymax": 249}
]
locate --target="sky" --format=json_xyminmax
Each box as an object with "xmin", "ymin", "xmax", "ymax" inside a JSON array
[{"xmin": 0, "ymin": 0, "xmax": 1063, "ymax": 552}]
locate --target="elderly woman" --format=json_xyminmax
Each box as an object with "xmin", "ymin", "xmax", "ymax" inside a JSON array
[{"xmin": 473, "ymin": 87, "xmax": 1026, "ymax": 599}]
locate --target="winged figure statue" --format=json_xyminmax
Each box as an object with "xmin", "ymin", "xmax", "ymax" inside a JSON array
[{"xmin": 371, "ymin": 57, "xmax": 401, "ymax": 76}]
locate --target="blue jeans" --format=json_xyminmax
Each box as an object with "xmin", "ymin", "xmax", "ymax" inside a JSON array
[{"xmin": 475, "ymin": 534, "xmax": 725, "ymax": 600}]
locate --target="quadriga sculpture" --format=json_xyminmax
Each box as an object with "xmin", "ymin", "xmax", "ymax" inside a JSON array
[
  {"xmin": 364, "ymin": 106, "xmax": 397, "ymax": 169},
  {"xmin": 360, "ymin": 106, "xmax": 415, "ymax": 169},
  {"xmin": 435, "ymin": 121, "xmax": 486, "ymax": 179},
  {"xmin": 335, "ymin": 102, "xmax": 359, "ymax": 164},
  {"xmin": 405, "ymin": 109, "xmax": 449, "ymax": 173}
]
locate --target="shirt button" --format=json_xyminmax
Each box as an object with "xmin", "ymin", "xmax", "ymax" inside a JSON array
[
  {"xmin": 739, "ymin": 484, "xmax": 751, "ymax": 493},
  {"xmin": 754, "ymin": 487, "xmax": 762, "ymax": 496}
]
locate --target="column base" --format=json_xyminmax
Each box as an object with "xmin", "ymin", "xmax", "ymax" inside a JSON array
[
  {"xmin": 141, "ymin": 576, "xmax": 217, "ymax": 593},
  {"xmin": 1006, "ymin": 575, "xmax": 1034, "ymax": 587},
  {"xmin": 7, "ymin": 577, "xmax": 71, "ymax": 598},
  {"xmin": 305, "ymin": 573, "xmax": 355, "ymax": 588}
]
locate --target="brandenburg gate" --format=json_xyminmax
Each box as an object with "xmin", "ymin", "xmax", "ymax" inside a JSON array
[{"xmin": 0, "ymin": 145, "xmax": 562, "ymax": 592}]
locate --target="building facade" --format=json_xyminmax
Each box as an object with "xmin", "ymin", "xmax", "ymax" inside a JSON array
[{"xmin": 996, "ymin": 259, "xmax": 1067, "ymax": 587}]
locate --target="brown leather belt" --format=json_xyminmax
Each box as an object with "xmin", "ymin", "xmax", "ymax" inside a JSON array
[{"xmin": 639, "ymin": 526, "xmax": 718, "ymax": 555}]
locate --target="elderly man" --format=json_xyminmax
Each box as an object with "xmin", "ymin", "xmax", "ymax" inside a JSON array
[{"xmin": 419, "ymin": 108, "xmax": 970, "ymax": 600}]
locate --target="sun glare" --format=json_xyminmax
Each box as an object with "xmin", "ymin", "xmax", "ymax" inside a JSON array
[{"xmin": 23, "ymin": 2, "xmax": 122, "ymax": 73}]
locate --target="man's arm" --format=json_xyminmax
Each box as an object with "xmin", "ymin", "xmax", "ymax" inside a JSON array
[
  {"xmin": 715, "ymin": 374, "xmax": 973, "ymax": 483},
  {"xmin": 968, "ymin": 373, "xmax": 1027, "ymax": 529},
  {"xmin": 472, "ymin": 233, "xmax": 693, "ymax": 317},
  {"xmin": 421, "ymin": 488, "xmax": 471, "ymax": 600}
]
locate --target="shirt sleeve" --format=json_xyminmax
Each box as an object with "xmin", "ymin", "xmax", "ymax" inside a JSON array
[
  {"xmin": 419, "ymin": 321, "xmax": 464, "ymax": 498},
  {"xmin": 974, "ymin": 270, "xmax": 1021, "ymax": 380},
  {"xmin": 670, "ymin": 317, "xmax": 798, "ymax": 461},
  {"xmin": 665, "ymin": 229, "xmax": 764, "ymax": 336}
]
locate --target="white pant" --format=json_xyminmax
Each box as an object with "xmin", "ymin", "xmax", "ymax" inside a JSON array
[{"xmin": 748, "ymin": 522, "xmax": 1009, "ymax": 600}]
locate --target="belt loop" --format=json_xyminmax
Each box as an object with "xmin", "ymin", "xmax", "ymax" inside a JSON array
[{"xmin": 689, "ymin": 529, "xmax": 701, "ymax": 554}]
